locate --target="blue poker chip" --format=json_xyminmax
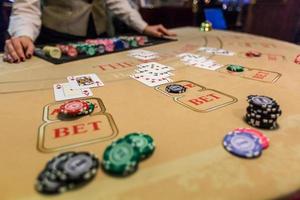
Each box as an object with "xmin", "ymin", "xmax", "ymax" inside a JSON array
[{"xmin": 223, "ymin": 131, "xmax": 263, "ymax": 158}]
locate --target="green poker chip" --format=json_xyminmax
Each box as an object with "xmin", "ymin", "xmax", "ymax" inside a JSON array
[
  {"xmin": 102, "ymin": 139, "xmax": 140, "ymax": 176},
  {"xmin": 124, "ymin": 133, "xmax": 155, "ymax": 160},
  {"xmin": 86, "ymin": 46, "xmax": 96, "ymax": 56},
  {"xmin": 226, "ymin": 64, "xmax": 245, "ymax": 72}
]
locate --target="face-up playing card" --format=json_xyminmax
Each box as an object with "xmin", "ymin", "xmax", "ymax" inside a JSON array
[
  {"xmin": 67, "ymin": 73, "xmax": 104, "ymax": 89},
  {"xmin": 137, "ymin": 62, "xmax": 174, "ymax": 73},
  {"xmin": 178, "ymin": 52, "xmax": 223, "ymax": 71},
  {"xmin": 130, "ymin": 74, "xmax": 173, "ymax": 87},
  {"xmin": 128, "ymin": 49, "xmax": 159, "ymax": 60},
  {"xmin": 198, "ymin": 47, "xmax": 235, "ymax": 56},
  {"xmin": 53, "ymin": 83, "xmax": 93, "ymax": 101}
]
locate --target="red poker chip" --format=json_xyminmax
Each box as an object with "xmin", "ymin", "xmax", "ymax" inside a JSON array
[
  {"xmin": 60, "ymin": 100, "xmax": 89, "ymax": 115},
  {"xmin": 294, "ymin": 54, "xmax": 300, "ymax": 64},
  {"xmin": 246, "ymin": 51, "xmax": 262, "ymax": 58},
  {"xmin": 67, "ymin": 46, "xmax": 78, "ymax": 57},
  {"xmin": 234, "ymin": 128, "xmax": 269, "ymax": 149}
]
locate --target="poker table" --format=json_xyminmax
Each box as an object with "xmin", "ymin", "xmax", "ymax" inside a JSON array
[{"xmin": 1, "ymin": 27, "xmax": 300, "ymax": 200}]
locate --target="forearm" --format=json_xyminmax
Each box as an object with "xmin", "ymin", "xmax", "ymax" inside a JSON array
[
  {"xmin": 105, "ymin": 0, "xmax": 148, "ymax": 33},
  {"xmin": 8, "ymin": 0, "xmax": 42, "ymax": 41}
]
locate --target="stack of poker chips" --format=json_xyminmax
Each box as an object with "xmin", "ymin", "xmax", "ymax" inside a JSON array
[
  {"xmin": 42, "ymin": 46, "xmax": 62, "ymax": 59},
  {"xmin": 245, "ymin": 95, "xmax": 282, "ymax": 129},
  {"xmin": 36, "ymin": 152, "xmax": 99, "ymax": 194},
  {"xmin": 102, "ymin": 133, "xmax": 155, "ymax": 176},
  {"xmin": 59, "ymin": 99, "xmax": 95, "ymax": 117},
  {"xmin": 223, "ymin": 128, "xmax": 270, "ymax": 159},
  {"xmin": 200, "ymin": 20, "xmax": 212, "ymax": 32},
  {"xmin": 57, "ymin": 44, "xmax": 78, "ymax": 58}
]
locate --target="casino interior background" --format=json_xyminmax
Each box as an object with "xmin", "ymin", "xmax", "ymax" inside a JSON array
[{"xmin": 0, "ymin": 0, "xmax": 299, "ymax": 52}]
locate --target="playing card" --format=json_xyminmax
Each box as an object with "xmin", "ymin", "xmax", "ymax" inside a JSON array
[
  {"xmin": 133, "ymin": 71, "xmax": 174, "ymax": 79},
  {"xmin": 198, "ymin": 47, "xmax": 235, "ymax": 56},
  {"xmin": 67, "ymin": 73, "xmax": 104, "ymax": 89},
  {"xmin": 53, "ymin": 83, "xmax": 93, "ymax": 101},
  {"xmin": 130, "ymin": 74, "xmax": 173, "ymax": 87},
  {"xmin": 128, "ymin": 49, "xmax": 159, "ymax": 60},
  {"xmin": 137, "ymin": 62, "xmax": 174, "ymax": 73}
]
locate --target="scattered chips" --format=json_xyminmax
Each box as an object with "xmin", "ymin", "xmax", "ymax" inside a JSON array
[
  {"xmin": 36, "ymin": 152, "xmax": 99, "ymax": 195},
  {"xmin": 245, "ymin": 95, "xmax": 282, "ymax": 129}
]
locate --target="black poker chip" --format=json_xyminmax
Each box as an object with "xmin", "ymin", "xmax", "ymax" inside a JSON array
[
  {"xmin": 36, "ymin": 170, "xmax": 68, "ymax": 194},
  {"xmin": 246, "ymin": 107, "xmax": 281, "ymax": 120},
  {"xmin": 165, "ymin": 84, "xmax": 187, "ymax": 94},
  {"xmin": 56, "ymin": 152, "xmax": 99, "ymax": 183},
  {"xmin": 36, "ymin": 151, "xmax": 99, "ymax": 195},
  {"xmin": 245, "ymin": 115, "xmax": 278, "ymax": 129},
  {"xmin": 247, "ymin": 95, "xmax": 278, "ymax": 109}
]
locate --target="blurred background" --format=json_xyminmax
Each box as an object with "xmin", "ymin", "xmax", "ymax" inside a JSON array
[{"xmin": 0, "ymin": 0, "xmax": 299, "ymax": 52}]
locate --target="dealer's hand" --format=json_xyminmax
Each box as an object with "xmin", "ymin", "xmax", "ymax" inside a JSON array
[
  {"xmin": 3, "ymin": 36, "xmax": 34, "ymax": 63},
  {"xmin": 143, "ymin": 24, "xmax": 177, "ymax": 38}
]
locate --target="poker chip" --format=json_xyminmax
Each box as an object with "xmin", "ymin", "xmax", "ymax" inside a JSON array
[
  {"xmin": 96, "ymin": 44, "xmax": 106, "ymax": 54},
  {"xmin": 43, "ymin": 46, "xmax": 62, "ymax": 59},
  {"xmin": 246, "ymin": 51, "xmax": 261, "ymax": 58},
  {"xmin": 36, "ymin": 151, "xmax": 99, "ymax": 195},
  {"xmin": 223, "ymin": 131, "xmax": 263, "ymax": 158},
  {"xmin": 67, "ymin": 46, "xmax": 78, "ymax": 57},
  {"xmin": 200, "ymin": 21, "xmax": 212, "ymax": 32},
  {"xmin": 59, "ymin": 100, "xmax": 89, "ymax": 116},
  {"xmin": 113, "ymin": 39, "xmax": 125, "ymax": 51},
  {"xmin": 56, "ymin": 152, "xmax": 99, "ymax": 182},
  {"xmin": 86, "ymin": 46, "xmax": 96, "ymax": 56},
  {"xmin": 165, "ymin": 84, "xmax": 187, "ymax": 94},
  {"xmin": 36, "ymin": 171, "xmax": 67, "ymax": 194},
  {"xmin": 226, "ymin": 64, "xmax": 245, "ymax": 72},
  {"xmin": 245, "ymin": 95, "xmax": 281, "ymax": 130},
  {"xmin": 234, "ymin": 128, "xmax": 269, "ymax": 149},
  {"xmin": 102, "ymin": 139, "xmax": 140, "ymax": 176},
  {"xmin": 124, "ymin": 133, "xmax": 155, "ymax": 159}
]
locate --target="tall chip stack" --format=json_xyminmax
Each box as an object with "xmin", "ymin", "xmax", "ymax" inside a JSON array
[{"xmin": 245, "ymin": 95, "xmax": 282, "ymax": 130}]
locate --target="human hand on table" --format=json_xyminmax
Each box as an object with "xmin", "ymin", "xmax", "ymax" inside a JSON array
[
  {"xmin": 143, "ymin": 24, "xmax": 177, "ymax": 38},
  {"xmin": 3, "ymin": 36, "xmax": 35, "ymax": 63}
]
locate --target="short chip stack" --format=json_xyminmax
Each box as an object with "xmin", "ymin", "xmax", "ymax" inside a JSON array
[
  {"xmin": 223, "ymin": 128, "xmax": 270, "ymax": 159},
  {"xmin": 36, "ymin": 152, "xmax": 99, "ymax": 194},
  {"xmin": 59, "ymin": 99, "xmax": 95, "ymax": 117},
  {"xmin": 200, "ymin": 21, "xmax": 213, "ymax": 32},
  {"xmin": 245, "ymin": 95, "xmax": 282, "ymax": 129},
  {"xmin": 102, "ymin": 132, "xmax": 155, "ymax": 176}
]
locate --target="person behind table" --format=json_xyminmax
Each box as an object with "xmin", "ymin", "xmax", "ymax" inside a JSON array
[{"xmin": 3, "ymin": 0, "xmax": 176, "ymax": 63}]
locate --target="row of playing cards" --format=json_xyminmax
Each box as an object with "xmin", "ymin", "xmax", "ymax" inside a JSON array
[
  {"xmin": 198, "ymin": 47, "xmax": 235, "ymax": 56},
  {"xmin": 177, "ymin": 53, "xmax": 223, "ymax": 71},
  {"xmin": 53, "ymin": 73, "xmax": 104, "ymax": 101},
  {"xmin": 130, "ymin": 62, "xmax": 174, "ymax": 87},
  {"xmin": 128, "ymin": 49, "xmax": 159, "ymax": 61}
]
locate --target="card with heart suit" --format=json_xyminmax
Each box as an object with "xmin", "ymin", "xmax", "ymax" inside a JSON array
[
  {"xmin": 53, "ymin": 83, "xmax": 93, "ymax": 101},
  {"xmin": 67, "ymin": 73, "xmax": 104, "ymax": 89}
]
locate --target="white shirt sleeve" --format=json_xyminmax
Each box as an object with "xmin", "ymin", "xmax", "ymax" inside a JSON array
[
  {"xmin": 105, "ymin": 0, "xmax": 148, "ymax": 33},
  {"xmin": 8, "ymin": 0, "xmax": 42, "ymax": 41}
]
